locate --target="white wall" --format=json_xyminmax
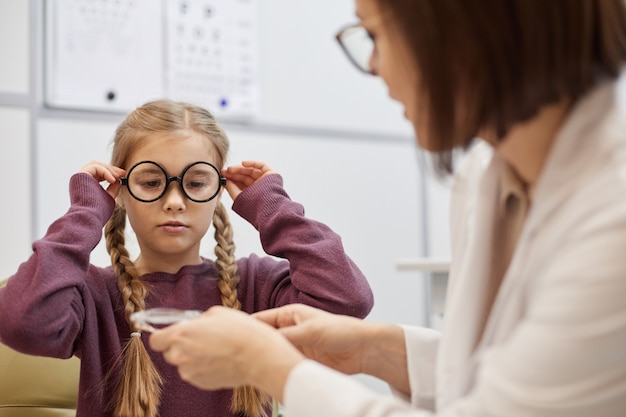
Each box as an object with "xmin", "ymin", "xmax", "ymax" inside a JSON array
[
  {"xmin": 0, "ymin": 0, "xmax": 29, "ymax": 94},
  {"xmin": 2, "ymin": 0, "xmax": 453, "ymax": 394},
  {"xmin": 35, "ymin": 117, "xmax": 427, "ymax": 328},
  {"xmin": 0, "ymin": 107, "xmax": 31, "ymax": 279},
  {"xmin": 0, "ymin": 0, "xmax": 31, "ymax": 278},
  {"xmin": 32, "ymin": 0, "xmax": 433, "ymax": 327}
]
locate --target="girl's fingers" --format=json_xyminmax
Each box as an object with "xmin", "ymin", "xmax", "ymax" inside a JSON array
[{"xmin": 80, "ymin": 161, "xmax": 126, "ymax": 184}]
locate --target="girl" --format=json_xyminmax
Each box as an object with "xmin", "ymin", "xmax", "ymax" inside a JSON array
[{"xmin": 0, "ymin": 99, "xmax": 374, "ymax": 417}]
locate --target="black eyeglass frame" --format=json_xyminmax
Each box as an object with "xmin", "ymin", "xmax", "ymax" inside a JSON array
[
  {"xmin": 119, "ymin": 160, "xmax": 227, "ymax": 203},
  {"xmin": 335, "ymin": 22, "xmax": 375, "ymax": 75}
]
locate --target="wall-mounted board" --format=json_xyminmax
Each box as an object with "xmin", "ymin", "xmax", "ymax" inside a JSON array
[
  {"xmin": 45, "ymin": 0, "xmax": 260, "ymax": 120},
  {"xmin": 44, "ymin": 0, "xmax": 413, "ymax": 136},
  {"xmin": 44, "ymin": 0, "xmax": 165, "ymax": 112}
]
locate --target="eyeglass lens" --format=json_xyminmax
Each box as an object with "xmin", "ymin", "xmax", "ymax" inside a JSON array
[
  {"xmin": 337, "ymin": 24, "xmax": 374, "ymax": 74},
  {"xmin": 125, "ymin": 161, "xmax": 222, "ymax": 202}
]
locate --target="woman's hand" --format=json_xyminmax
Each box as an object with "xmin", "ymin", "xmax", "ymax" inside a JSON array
[
  {"xmin": 254, "ymin": 304, "xmax": 410, "ymax": 391},
  {"xmin": 80, "ymin": 161, "xmax": 126, "ymax": 199},
  {"xmin": 253, "ymin": 304, "xmax": 371, "ymax": 375},
  {"xmin": 221, "ymin": 160, "xmax": 276, "ymax": 201},
  {"xmin": 149, "ymin": 306, "xmax": 304, "ymax": 402}
]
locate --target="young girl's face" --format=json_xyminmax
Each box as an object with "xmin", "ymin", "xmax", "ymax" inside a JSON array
[{"xmin": 120, "ymin": 132, "xmax": 223, "ymax": 273}]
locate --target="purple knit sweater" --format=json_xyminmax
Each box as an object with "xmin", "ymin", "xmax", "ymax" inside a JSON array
[{"xmin": 0, "ymin": 172, "xmax": 373, "ymax": 417}]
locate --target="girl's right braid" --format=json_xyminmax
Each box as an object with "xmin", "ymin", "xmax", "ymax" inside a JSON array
[
  {"xmin": 213, "ymin": 202, "xmax": 241, "ymax": 309},
  {"xmin": 212, "ymin": 202, "xmax": 271, "ymax": 417},
  {"xmin": 105, "ymin": 205, "xmax": 163, "ymax": 417}
]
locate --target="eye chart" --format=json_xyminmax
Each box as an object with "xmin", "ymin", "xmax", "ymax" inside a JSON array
[
  {"xmin": 164, "ymin": 0, "xmax": 260, "ymax": 120},
  {"xmin": 45, "ymin": 0, "xmax": 164, "ymax": 112},
  {"xmin": 45, "ymin": 0, "xmax": 260, "ymax": 120}
]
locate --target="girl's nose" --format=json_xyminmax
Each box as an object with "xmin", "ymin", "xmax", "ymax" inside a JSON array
[{"xmin": 162, "ymin": 182, "xmax": 187, "ymax": 211}]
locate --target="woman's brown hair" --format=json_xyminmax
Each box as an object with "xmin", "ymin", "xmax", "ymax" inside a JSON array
[
  {"xmin": 104, "ymin": 99, "xmax": 270, "ymax": 417},
  {"xmin": 383, "ymin": 0, "xmax": 626, "ymax": 174}
]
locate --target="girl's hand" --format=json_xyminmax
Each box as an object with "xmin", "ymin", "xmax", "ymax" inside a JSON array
[
  {"xmin": 80, "ymin": 161, "xmax": 126, "ymax": 199},
  {"xmin": 221, "ymin": 160, "xmax": 276, "ymax": 201}
]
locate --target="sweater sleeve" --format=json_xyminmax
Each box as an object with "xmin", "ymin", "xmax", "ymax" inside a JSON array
[
  {"xmin": 232, "ymin": 173, "xmax": 374, "ymax": 318},
  {"xmin": 0, "ymin": 173, "xmax": 115, "ymax": 358}
]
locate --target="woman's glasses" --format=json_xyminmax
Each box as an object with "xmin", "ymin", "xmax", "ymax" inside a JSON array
[
  {"xmin": 335, "ymin": 23, "xmax": 375, "ymax": 75},
  {"xmin": 120, "ymin": 160, "xmax": 226, "ymax": 203}
]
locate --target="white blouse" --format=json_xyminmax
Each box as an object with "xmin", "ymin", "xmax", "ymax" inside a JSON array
[{"xmin": 283, "ymin": 71, "xmax": 626, "ymax": 417}]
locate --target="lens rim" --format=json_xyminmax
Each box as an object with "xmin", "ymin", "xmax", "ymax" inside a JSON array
[
  {"xmin": 335, "ymin": 23, "xmax": 375, "ymax": 75},
  {"xmin": 120, "ymin": 160, "xmax": 226, "ymax": 203}
]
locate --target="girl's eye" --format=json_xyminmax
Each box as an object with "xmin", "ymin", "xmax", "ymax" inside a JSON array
[
  {"xmin": 186, "ymin": 181, "xmax": 208, "ymax": 190},
  {"xmin": 141, "ymin": 180, "xmax": 162, "ymax": 189}
]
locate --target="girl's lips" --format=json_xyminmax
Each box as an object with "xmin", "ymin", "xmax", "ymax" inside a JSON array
[{"xmin": 159, "ymin": 223, "xmax": 188, "ymax": 233}]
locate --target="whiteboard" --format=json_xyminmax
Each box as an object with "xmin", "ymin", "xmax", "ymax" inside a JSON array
[
  {"xmin": 44, "ymin": 0, "xmax": 165, "ymax": 112},
  {"xmin": 255, "ymin": 0, "xmax": 412, "ymax": 136},
  {"xmin": 45, "ymin": 0, "xmax": 260, "ymax": 119},
  {"xmin": 164, "ymin": 0, "xmax": 261, "ymax": 119},
  {"xmin": 44, "ymin": 0, "xmax": 413, "ymax": 137}
]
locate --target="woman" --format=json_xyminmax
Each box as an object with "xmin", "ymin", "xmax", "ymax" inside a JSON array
[{"xmin": 149, "ymin": 1, "xmax": 626, "ymax": 416}]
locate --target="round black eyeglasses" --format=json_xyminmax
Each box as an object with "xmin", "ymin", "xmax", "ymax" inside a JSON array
[{"xmin": 119, "ymin": 161, "xmax": 227, "ymax": 203}]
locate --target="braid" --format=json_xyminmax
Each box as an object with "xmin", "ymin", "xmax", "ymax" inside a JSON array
[
  {"xmin": 213, "ymin": 202, "xmax": 241, "ymax": 308},
  {"xmin": 105, "ymin": 205, "xmax": 163, "ymax": 417},
  {"xmin": 213, "ymin": 202, "xmax": 271, "ymax": 417}
]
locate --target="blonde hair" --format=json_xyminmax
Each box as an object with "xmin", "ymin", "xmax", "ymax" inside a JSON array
[{"xmin": 104, "ymin": 99, "xmax": 270, "ymax": 417}]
